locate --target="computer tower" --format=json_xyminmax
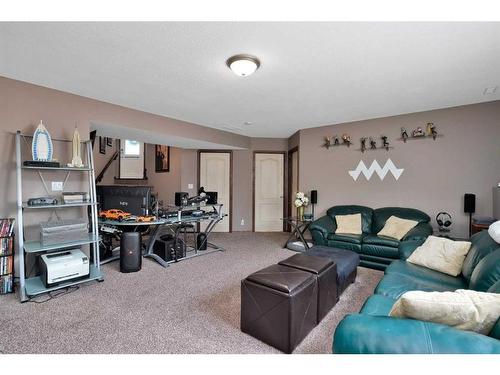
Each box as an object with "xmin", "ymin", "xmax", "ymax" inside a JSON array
[{"xmin": 120, "ymin": 232, "xmax": 142, "ymax": 273}]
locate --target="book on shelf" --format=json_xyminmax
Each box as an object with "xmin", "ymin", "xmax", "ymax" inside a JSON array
[
  {"xmin": 0, "ymin": 274, "xmax": 13, "ymax": 294},
  {"xmin": 0, "ymin": 237, "xmax": 13, "ymax": 256},
  {"xmin": 0, "ymin": 256, "xmax": 13, "ymax": 275},
  {"xmin": 0, "ymin": 218, "xmax": 15, "ymax": 237}
]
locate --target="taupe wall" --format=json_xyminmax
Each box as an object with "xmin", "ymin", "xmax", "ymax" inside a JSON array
[
  {"xmin": 178, "ymin": 138, "xmax": 288, "ymax": 231},
  {"xmin": 299, "ymin": 101, "xmax": 500, "ymax": 237},
  {"xmin": 94, "ymin": 142, "xmax": 182, "ymax": 206}
]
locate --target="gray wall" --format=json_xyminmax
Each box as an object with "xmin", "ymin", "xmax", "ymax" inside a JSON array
[{"xmin": 299, "ymin": 101, "xmax": 500, "ymax": 237}]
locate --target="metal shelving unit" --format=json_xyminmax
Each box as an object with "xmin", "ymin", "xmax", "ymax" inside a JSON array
[{"xmin": 15, "ymin": 131, "xmax": 103, "ymax": 302}]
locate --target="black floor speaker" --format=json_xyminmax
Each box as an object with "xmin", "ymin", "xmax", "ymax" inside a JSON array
[{"xmin": 120, "ymin": 232, "xmax": 142, "ymax": 273}]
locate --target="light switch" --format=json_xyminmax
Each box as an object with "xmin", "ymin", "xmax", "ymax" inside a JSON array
[
  {"xmin": 188, "ymin": 184, "xmax": 194, "ymax": 189},
  {"xmin": 52, "ymin": 181, "xmax": 63, "ymax": 191}
]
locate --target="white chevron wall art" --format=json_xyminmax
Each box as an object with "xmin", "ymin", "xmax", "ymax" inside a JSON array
[{"xmin": 348, "ymin": 158, "xmax": 404, "ymax": 181}]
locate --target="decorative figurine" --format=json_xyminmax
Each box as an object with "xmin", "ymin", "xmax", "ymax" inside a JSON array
[
  {"xmin": 32, "ymin": 120, "xmax": 54, "ymax": 161},
  {"xmin": 360, "ymin": 137, "xmax": 367, "ymax": 153},
  {"xmin": 323, "ymin": 137, "xmax": 332, "ymax": 149},
  {"xmin": 369, "ymin": 137, "xmax": 377, "ymax": 149},
  {"xmin": 412, "ymin": 127, "xmax": 425, "ymax": 137},
  {"xmin": 427, "ymin": 122, "xmax": 438, "ymax": 140},
  {"xmin": 334, "ymin": 135, "xmax": 340, "ymax": 145},
  {"xmin": 342, "ymin": 134, "xmax": 351, "ymax": 146},
  {"xmin": 381, "ymin": 135, "xmax": 390, "ymax": 150},
  {"xmin": 401, "ymin": 127, "xmax": 409, "ymax": 142},
  {"xmin": 67, "ymin": 126, "xmax": 84, "ymax": 168}
]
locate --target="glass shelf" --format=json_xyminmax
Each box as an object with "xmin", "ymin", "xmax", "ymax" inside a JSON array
[
  {"xmin": 22, "ymin": 202, "xmax": 98, "ymax": 209},
  {"xmin": 25, "ymin": 265, "xmax": 103, "ymax": 297},
  {"xmin": 24, "ymin": 234, "xmax": 100, "ymax": 254},
  {"xmin": 21, "ymin": 165, "xmax": 92, "ymax": 171}
]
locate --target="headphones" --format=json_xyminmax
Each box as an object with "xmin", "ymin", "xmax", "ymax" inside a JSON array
[{"xmin": 436, "ymin": 212, "xmax": 452, "ymax": 230}]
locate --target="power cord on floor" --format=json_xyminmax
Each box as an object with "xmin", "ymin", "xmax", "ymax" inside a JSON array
[{"xmin": 27, "ymin": 285, "xmax": 80, "ymax": 304}]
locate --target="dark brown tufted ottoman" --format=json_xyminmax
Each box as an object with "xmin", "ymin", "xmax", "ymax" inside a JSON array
[
  {"xmin": 241, "ymin": 264, "xmax": 318, "ymax": 353},
  {"xmin": 278, "ymin": 254, "xmax": 337, "ymax": 323}
]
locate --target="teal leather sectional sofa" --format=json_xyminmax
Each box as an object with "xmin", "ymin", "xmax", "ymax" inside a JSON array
[
  {"xmin": 333, "ymin": 230, "xmax": 500, "ymax": 353},
  {"xmin": 309, "ymin": 205, "xmax": 433, "ymax": 270}
]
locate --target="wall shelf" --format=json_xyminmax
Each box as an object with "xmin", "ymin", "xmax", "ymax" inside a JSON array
[
  {"xmin": 21, "ymin": 165, "xmax": 91, "ymax": 171},
  {"xmin": 398, "ymin": 134, "xmax": 444, "ymax": 142}
]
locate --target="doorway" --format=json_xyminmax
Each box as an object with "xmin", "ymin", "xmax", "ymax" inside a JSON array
[
  {"xmin": 198, "ymin": 151, "xmax": 232, "ymax": 232},
  {"xmin": 253, "ymin": 152, "xmax": 285, "ymax": 232}
]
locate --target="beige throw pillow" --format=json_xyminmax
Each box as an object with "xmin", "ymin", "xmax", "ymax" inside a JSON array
[
  {"xmin": 389, "ymin": 289, "xmax": 500, "ymax": 335},
  {"xmin": 335, "ymin": 213, "xmax": 362, "ymax": 235},
  {"xmin": 407, "ymin": 235, "xmax": 472, "ymax": 276},
  {"xmin": 377, "ymin": 215, "xmax": 418, "ymax": 240}
]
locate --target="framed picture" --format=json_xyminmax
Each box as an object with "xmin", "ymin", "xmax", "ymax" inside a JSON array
[
  {"xmin": 106, "ymin": 137, "xmax": 113, "ymax": 147},
  {"xmin": 99, "ymin": 136, "xmax": 106, "ymax": 155},
  {"xmin": 155, "ymin": 145, "xmax": 170, "ymax": 172}
]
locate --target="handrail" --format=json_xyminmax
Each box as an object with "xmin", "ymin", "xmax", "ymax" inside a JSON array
[{"xmin": 96, "ymin": 150, "xmax": 118, "ymax": 184}]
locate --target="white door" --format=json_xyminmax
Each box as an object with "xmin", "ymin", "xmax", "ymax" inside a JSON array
[
  {"xmin": 254, "ymin": 153, "xmax": 284, "ymax": 232},
  {"xmin": 199, "ymin": 152, "xmax": 231, "ymax": 232}
]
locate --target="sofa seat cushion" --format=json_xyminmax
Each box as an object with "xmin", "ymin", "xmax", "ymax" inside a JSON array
[
  {"xmin": 375, "ymin": 273, "xmax": 466, "ymax": 300},
  {"xmin": 361, "ymin": 244, "xmax": 400, "ymax": 259},
  {"xmin": 385, "ymin": 260, "xmax": 467, "ymax": 290},
  {"xmin": 363, "ymin": 234, "xmax": 400, "ymax": 248},
  {"xmin": 360, "ymin": 294, "xmax": 396, "ymax": 316},
  {"xmin": 326, "ymin": 240, "xmax": 361, "ymax": 252},
  {"xmin": 327, "ymin": 233, "xmax": 364, "ymax": 244}
]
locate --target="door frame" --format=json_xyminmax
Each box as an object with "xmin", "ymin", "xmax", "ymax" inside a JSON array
[
  {"xmin": 287, "ymin": 146, "xmax": 299, "ymax": 232},
  {"xmin": 197, "ymin": 150, "xmax": 233, "ymax": 233},
  {"xmin": 252, "ymin": 151, "xmax": 287, "ymax": 232}
]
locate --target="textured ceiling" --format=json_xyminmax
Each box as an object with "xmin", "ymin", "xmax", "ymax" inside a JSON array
[{"xmin": 1, "ymin": 22, "xmax": 499, "ymax": 137}]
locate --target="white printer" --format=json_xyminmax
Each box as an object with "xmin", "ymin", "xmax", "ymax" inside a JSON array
[{"xmin": 40, "ymin": 249, "xmax": 90, "ymax": 287}]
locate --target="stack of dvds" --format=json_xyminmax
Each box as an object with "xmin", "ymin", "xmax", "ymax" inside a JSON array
[{"xmin": 0, "ymin": 218, "xmax": 15, "ymax": 294}]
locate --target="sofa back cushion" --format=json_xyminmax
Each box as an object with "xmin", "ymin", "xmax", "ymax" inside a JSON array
[
  {"xmin": 469, "ymin": 249, "xmax": 500, "ymax": 292},
  {"xmin": 372, "ymin": 207, "xmax": 430, "ymax": 233},
  {"xmin": 487, "ymin": 281, "xmax": 500, "ymax": 339},
  {"xmin": 327, "ymin": 205, "xmax": 373, "ymax": 233},
  {"xmin": 462, "ymin": 231, "xmax": 500, "ymax": 281}
]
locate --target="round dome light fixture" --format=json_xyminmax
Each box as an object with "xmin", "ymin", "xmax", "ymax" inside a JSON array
[{"xmin": 226, "ymin": 54, "xmax": 260, "ymax": 77}]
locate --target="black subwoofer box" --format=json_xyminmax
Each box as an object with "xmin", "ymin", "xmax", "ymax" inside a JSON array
[
  {"xmin": 120, "ymin": 232, "xmax": 142, "ymax": 273},
  {"xmin": 153, "ymin": 234, "xmax": 186, "ymax": 262}
]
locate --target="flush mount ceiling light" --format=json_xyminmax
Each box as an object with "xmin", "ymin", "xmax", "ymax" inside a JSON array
[{"xmin": 226, "ymin": 54, "xmax": 260, "ymax": 77}]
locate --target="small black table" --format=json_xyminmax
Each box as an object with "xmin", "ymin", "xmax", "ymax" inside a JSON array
[{"xmin": 281, "ymin": 216, "xmax": 313, "ymax": 251}]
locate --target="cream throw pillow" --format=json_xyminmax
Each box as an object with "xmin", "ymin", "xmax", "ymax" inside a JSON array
[
  {"xmin": 335, "ymin": 213, "xmax": 362, "ymax": 235},
  {"xmin": 389, "ymin": 289, "xmax": 500, "ymax": 335},
  {"xmin": 377, "ymin": 215, "xmax": 418, "ymax": 240},
  {"xmin": 407, "ymin": 235, "xmax": 472, "ymax": 276}
]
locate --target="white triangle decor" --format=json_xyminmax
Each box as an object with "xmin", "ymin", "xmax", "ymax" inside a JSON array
[{"xmin": 348, "ymin": 159, "xmax": 404, "ymax": 181}]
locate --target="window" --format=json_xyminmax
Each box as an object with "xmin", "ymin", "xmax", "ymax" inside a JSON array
[{"xmin": 123, "ymin": 140, "xmax": 141, "ymax": 157}]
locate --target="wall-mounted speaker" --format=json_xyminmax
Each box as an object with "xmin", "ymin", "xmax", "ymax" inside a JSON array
[
  {"xmin": 120, "ymin": 232, "xmax": 142, "ymax": 273},
  {"xmin": 464, "ymin": 193, "xmax": 476, "ymax": 214},
  {"xmin": 310, "ymin": 190, "xmax": 318, "ymax": 205}
]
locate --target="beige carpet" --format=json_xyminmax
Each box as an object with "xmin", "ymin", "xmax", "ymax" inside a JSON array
[{"xmin": 0, "ymin": 232, "xmax": 383, "ymax": 354}]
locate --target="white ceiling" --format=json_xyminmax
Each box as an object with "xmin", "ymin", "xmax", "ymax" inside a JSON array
[{"xmin": 1, "ymin": 22, "xmax": 499, "ymax": 138}]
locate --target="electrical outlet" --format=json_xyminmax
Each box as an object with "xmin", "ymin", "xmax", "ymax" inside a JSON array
[
  {"xmin": 188, "ymin": 183, "xmax": 194, "ymax": 189},
  {"xmin": 241, "ymin": 219, "xmax": 245, "ymax": 226},
  {"xmin": 52, "ymin": 181, "xmax": 63, "ymax": 191}
]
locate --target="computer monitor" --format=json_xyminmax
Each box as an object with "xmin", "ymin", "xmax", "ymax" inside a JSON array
[{"xmin": 96, "ymin": 185, "xmax": 152, "ymax": 215}]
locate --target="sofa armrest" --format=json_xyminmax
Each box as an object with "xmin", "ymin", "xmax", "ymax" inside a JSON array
[
  {"xmin": 309, "ymin": 215, "xmax": 336, "ymax": 246},
  {"xmin": 333, "ymin": 314, "xmax": 500, "ymax": 354},
  {"xmin": 403, "ymin": 222, "xmax": 433, "ymax": 241},
  {"xmin": 398, "ymin": 239, "xmax": 425, "ymax": 260}
]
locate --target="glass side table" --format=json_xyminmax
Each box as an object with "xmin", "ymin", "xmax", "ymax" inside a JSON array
[{"xmin": 281, "ymin": 216, "xmax": 314, "ymax": 251}]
